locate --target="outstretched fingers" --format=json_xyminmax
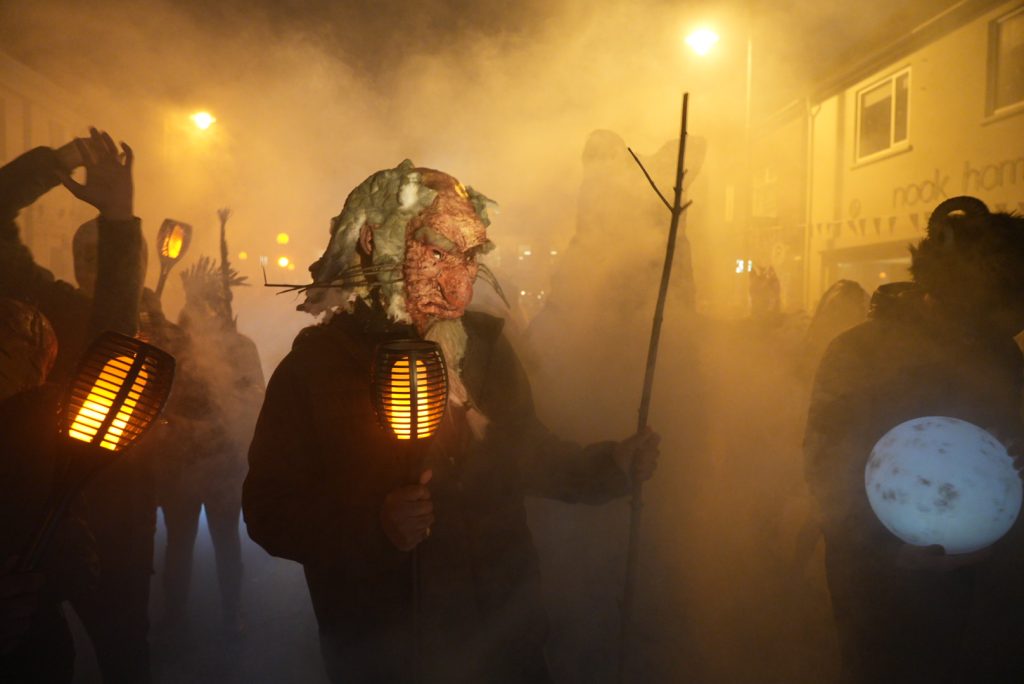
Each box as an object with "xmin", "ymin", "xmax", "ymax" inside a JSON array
[{"xmin": 120, "ymin": 142, "xmax": 134, "ymax": 169}]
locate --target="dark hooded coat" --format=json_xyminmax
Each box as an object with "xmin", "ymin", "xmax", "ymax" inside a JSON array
[
  {"xmin": 244, "ymin": 304, "xmax": 627, "ymax": 683},
  {"xmin": 804, "ymin": 284, "xmax": 1024, "ymax": 682}
]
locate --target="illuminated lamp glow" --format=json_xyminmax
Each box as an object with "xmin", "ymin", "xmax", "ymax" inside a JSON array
[
  {"xmin": 191, "ymin": 112, "xmax": 216, "ymax": 130},
  {"xmin": 68, "ymin": 356, "xmax": 149, "ymax": 451},
  {"xmin": 865, "ymin": 417, "xmax": 1023, "ymax": 554},
  {"xmin": 373, "ymin": 341, "xmax": 448, "ymax": 443},
  {"xmin": 685, "ymin": 28, "xmax": 720, "ymax": 56},
  {"xmin": 276, "ymin": 233, "xmax": 290, "ymax": 245},
  {"xmin": 238, "ymin": 251, "xmax": 249, "ymax": 261},
  {"xmin": 161, "ymin": 224, "xmax": 186, "ymax": 259},
  {"xmin": 277, "ymin": 256, "xmax": 290, "ymax": 268}
]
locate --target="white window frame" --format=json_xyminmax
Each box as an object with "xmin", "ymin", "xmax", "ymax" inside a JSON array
[
  {"xmin": 985, "ymin": 5, "xmax": 1024, "ymax": 121},
  {"xmin": 854, "ymin": 67, "xmax": 912, "ymax": 164}
]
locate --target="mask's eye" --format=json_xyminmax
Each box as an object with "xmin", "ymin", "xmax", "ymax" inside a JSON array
[{"xmin": 431, "ymin": 249, "xmax": 444, "ymax": 261}]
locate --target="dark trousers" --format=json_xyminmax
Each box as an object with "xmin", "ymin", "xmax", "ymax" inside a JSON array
[
  {"xmin": 824, "ymin": 539, "xmax": 974, "ymax": 684},
  {"xmin": 160, "ymin": 490, "xmax": 243, "ymax": 620},
  {"xmin": 73, "ymin": 458, "xmax": 156, "ymax": 684}
]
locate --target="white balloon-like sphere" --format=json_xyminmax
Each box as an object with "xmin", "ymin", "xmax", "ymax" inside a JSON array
[{"xmin": 865, "ymin": 416, "xmax": 1023, "ymax": 554}]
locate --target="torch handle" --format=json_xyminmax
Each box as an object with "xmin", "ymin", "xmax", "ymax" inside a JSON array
[
  {"xmin": 18, "ymin": 488, "xmax": 75, "ymax": 573},
  {"xmin": 154, "ymin": 265, "xmax": 170, "ymax": 300}
]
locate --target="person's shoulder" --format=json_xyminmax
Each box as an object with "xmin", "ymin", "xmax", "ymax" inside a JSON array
[
  {"xmin": 274, "ymin": 317, "xmax": 362, "ymax": 379},
  {"xmin": 463, "ymin": 309, "xmax": 506, "ymax": 344}
]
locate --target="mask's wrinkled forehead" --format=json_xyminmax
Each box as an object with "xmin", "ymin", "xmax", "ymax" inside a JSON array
[
  {"xmin": 300, "ymin": 159, "xmax": 497, "ymax": 319},
  {"xmin": 411, "ymin": 169, "xmax": 493, "ymax": 254}
]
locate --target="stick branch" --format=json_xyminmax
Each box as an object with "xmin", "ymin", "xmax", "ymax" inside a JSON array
[{"xmin": 627, "ymin": 147, "xmax": 673, "ymax": 213}]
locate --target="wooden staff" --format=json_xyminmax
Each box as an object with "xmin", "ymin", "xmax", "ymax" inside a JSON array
[{"xmin": 617, "ymin": 92, "xmax": 694, "ymax": 682}]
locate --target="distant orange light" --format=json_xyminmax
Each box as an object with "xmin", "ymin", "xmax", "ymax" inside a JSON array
[
  {"xmin": 238, "ymin": 251, "xmax": 249, "ymax": 261},
  {"xmin": 276, "ymin": 232, "xmax": 290, "ymax": 245}
]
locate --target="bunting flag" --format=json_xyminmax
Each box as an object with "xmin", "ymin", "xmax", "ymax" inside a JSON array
[
  {"xmin": 848, "ymin": 220, "xmax": 857, "ymax": 234},
  {"xmin": 889, "ymin": 216, "xmax": 898, "ymax": 234},
  {"xmin": 909, "ymin": 213, "xmax": 920, "ymax": 231},
  {"xmin": 859, "ymin": 219, "xmax": 867, "ymax": 236},
  {"xmin": 873, "ymin": 217, "xmax": 882, "ymax": 235}
]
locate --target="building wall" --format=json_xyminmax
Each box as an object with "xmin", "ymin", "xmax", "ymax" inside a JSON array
[
  {"xmin": 0, "ymin": 52, "xmax": 91, "ymax": 283},
  {"xmin": 805, "ymin": 0, "xmax": 1024, "ymax": 305}
]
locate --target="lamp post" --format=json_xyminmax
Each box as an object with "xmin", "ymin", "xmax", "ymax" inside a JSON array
[
  {"xmin": 684, "ymin": 26, "xmax": 751, "ymax": 136},
  {"xmin": 686, "ymin": 25, "xmax": 756, "ymax": 309},
  {"xmin": 371, "ymin": 339, "xmax": 448, "ymax": 683},
  {"xmin": 20, "ymin": 331, "xmax": 176, "ymax": 571},
  {"xmin": 154, "ymin": 219, "xmax": 193, "ymax": 300}
]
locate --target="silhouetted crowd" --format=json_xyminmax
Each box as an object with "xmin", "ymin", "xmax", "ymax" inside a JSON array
[
  {"xmin": 2, "ymin": 130, "xmax": 1024, "ymax": 684},
  {"xmin": 0, "ymin": 131, "xmax": 263, "ymax": 683}
]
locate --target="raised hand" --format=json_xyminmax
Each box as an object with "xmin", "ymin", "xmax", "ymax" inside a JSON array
[{"xmin": 57, "ymin": 127, "xmax": 133, "ymax": 221}]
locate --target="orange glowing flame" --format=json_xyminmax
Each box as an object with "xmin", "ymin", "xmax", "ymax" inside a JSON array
[
  {"xmin": 161, "ymin": 225, "xmax": 186, "ymax": 260},
  {"xmin": 386, "ymin": 358, "xmax": 441, "ymax": 440},
  {"xmin": 68, "ymin": 356, "xmax": 149, "ymax": 451}
]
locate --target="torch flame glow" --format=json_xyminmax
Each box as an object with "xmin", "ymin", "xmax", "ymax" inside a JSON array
[
  {"xmin": 161, "ymin": 225, "xmax": 186, "ymax": 260},
  {"xmin": 386, "ymin": 358, "xmax": 436, "ymax": 440},
  {"xmin": 68, "ymin": 356, "xmax": 149, "ymax": 451}
]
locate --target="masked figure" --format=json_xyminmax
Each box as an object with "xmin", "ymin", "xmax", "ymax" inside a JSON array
[
  {"xmin": 243, "ymin": 160, "xmax": 658, "ymax": 683},
  {"xmin": 156, "ymin": 255, "xmax": 264, "ymax": 635}
]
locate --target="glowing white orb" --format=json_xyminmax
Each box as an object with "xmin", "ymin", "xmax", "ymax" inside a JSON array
[{"xmin": 865, "ymin": 417, "xmax": 1022, "ymax": 554}]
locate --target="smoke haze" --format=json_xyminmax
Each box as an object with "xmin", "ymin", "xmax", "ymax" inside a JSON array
[{"xmin": 0, "ymin": 0, "xmax": 965, "ymax": 681}]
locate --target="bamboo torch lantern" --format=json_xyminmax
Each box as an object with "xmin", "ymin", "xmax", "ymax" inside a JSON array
[
  {"xmin": 371, "ymin": 339, "xmax": 446, "ymax": 684},
  {"xmin": 154, "ymin": 219, "xmax": 193, "ymax": 299},
  {"xmin": 20, "ymin": 331, "xmax": 175, "ymax": 570},
  {"xmin": 372, "ymin": 340, "xmax": 448, "ymax": 446}
]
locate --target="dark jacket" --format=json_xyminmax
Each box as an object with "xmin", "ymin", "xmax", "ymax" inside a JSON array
[
  {"xmin": 0, "ymin": 384, "xmax": 97, "ymax": 683},
  {"xmin": 804, "ymin": 285, "xmax": 1024, "ymax": 681},
  {"xmin": 244, "ymin": 306, "xmax": 627, "ymax": 683},
  {"xmin": 805, "ymin": 285, "xmax": 1023, "ymax": 556}
]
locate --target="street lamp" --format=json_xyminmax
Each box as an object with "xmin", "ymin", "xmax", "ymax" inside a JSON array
[
  {"xmin": 684, "ymin": 26, "xmax": 752, "ymax": 133},
  {"xmin": 191, "ymin": 111, "xmax": 216, "ymax": 130},
  {"xmin": 685, "ymin": 28, "xmax": 719, "ymax": 56}
]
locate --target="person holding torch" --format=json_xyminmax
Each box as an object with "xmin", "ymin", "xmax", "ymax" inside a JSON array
[{"xmin": 244, "ymin": 160, "xmax": 659, "ymax": 683}]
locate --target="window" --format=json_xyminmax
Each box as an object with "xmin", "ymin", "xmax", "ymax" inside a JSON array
[
  {"xmin": 988, "ymin": 7, "xmax": 1024, "ymax": 116},
  {"xmin": 856, "ymin": 69, "xmax": 910, "ymax": 161}
]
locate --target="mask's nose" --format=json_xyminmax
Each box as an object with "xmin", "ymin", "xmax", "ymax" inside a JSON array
[{"xmin": 439, "ymin": 264, "xmax": 475, "ymax": 311}]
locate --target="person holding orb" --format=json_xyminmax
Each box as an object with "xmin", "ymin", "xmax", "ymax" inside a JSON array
[{"xmin": 804, "ymin": 196, "xmax": 1024, "ymax": 683}]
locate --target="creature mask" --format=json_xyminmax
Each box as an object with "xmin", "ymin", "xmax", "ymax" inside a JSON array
[{"xmin": 300, "ymin": 160, "xmax": 499, "ymax": 334}]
